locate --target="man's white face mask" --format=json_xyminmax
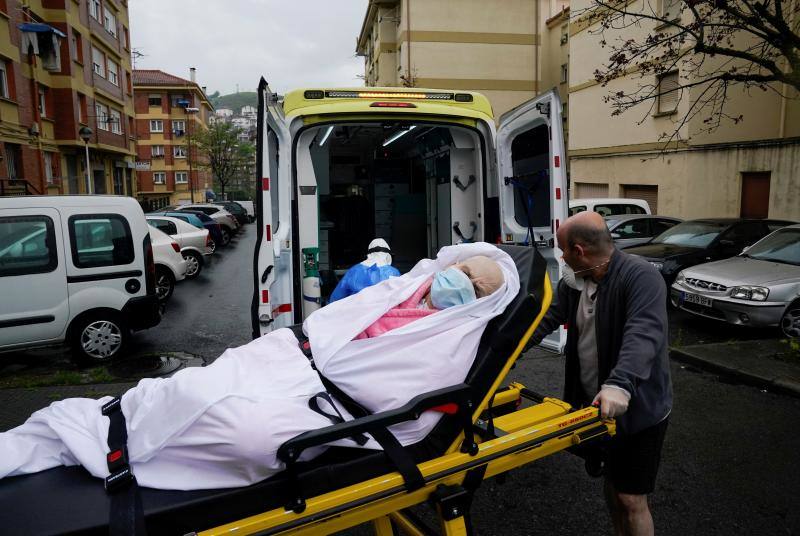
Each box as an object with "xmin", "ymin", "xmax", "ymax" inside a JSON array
[{"xmin": 562, "ymin": 260, "xmax": 611, "ymax": 291}]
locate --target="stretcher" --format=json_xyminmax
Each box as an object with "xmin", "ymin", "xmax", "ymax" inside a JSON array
[{"xmin": 0, "ymin": 245, "xmax": 614, "ymax": 535}]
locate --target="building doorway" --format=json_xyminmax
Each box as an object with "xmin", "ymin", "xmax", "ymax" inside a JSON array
[
  {"xmin": 622, "ymin": 184, "xmax": 659, "ymax": 214},
  {"xmin": 93, "ymin": 169, "xmax": 106, "ymax": 194},
  {"xmin": 740, "ymin": 172, "xmax": 770, "ymax": 219},
  {"xmin": 65, "ymin": 156, "xmax": 78, "ymax": 194}
]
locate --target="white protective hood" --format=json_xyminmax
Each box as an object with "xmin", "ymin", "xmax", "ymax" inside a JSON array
[{"xmin": 0, "ymin": 243, "xmax": 518, "ymax": 490}]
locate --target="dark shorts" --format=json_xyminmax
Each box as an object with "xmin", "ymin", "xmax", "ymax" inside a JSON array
[{"xmin": 606, "ymin": 417, "xmax": 669, "ymax": 495}]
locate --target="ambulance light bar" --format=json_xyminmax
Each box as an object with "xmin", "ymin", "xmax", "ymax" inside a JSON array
[{"xmin": 303, "ymin": 90, "xmax": 473, "ymax": 103}]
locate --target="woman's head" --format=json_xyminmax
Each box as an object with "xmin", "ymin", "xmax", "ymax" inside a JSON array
[{"xmin": 430, "ymin": 256, "xmax": 504, "ymax": 309}]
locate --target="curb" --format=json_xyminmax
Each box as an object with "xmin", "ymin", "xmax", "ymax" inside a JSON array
[{"xmin": 669, "ymin": 347, "xmax": 800, "ymax": 399}]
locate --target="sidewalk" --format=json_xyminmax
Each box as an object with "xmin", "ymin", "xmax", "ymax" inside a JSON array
[{"xmin": 670, "ymin": 339, "xmax": 800, "ymax": 398}]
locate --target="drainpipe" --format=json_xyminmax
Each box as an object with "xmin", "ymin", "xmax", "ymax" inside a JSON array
[
  {"xmin": 534, "ymin": 0, "xmax": 540, "ymax": 95},
  {"xmin": 406, "ymin": 0, "xmax": 411, "ymax": 85}
]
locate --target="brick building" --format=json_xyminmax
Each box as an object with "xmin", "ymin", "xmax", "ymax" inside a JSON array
[
  {"xmin": 133, "ymin": 68, "xmax": 212, "ymax": 209},
  {"xmin": 0, "ymin": 0, "xmax": 136, "ymax": 197}
]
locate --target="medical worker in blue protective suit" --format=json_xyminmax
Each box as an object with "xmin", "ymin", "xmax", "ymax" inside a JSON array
[{"xmin": 329, "ymin": 238, "xmax": 400, "ymax": 302}]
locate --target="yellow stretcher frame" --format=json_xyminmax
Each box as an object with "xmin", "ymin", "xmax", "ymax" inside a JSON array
[{"xmin": 198, "ymin": 277, "xmax": 616, "ymax": 536}]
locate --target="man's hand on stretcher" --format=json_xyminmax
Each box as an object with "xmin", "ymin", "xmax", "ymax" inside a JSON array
[{"xmin": 592, "ymin": 386, "xmax": 630, "ymax": 419}]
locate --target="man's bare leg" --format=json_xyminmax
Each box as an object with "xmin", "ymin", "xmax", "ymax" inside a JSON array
[{"xmin": 605, "ymin": 479, "xmax": 654, "ymax": 536}]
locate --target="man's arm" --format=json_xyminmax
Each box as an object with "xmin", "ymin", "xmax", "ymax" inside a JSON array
[
  {"xmin": 602, "ymin": 264, "xmax": 667, "ymax": 398},
  {"xmin": 528, "ymin": 279, "xmax": 571, "ymax": 346}
]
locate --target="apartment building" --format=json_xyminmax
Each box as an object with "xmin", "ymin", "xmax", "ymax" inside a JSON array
[
  {"xmin": 568, "ymin": 0, "xmax": 800, "ymax": 219},
  {"xmin": 0, "ymin": 0, "xmax": 135, "ymax": 196},
  {"xmin": 133, "ymin": 68, "xmax": 213, "ymax": 209},
  {"xmin": 356, "ymin": 0, "xmax": 569, "ymax": 120}
]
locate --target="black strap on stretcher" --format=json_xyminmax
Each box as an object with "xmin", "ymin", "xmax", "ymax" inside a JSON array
[{"xmin": 102, "ymin": 397, "xmax": 146, "ymax": 536}]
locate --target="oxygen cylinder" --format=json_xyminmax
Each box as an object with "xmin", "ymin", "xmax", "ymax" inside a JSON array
[{"xmin": 301, "ymin": 247, "xmax": 322, "ymax": 317}]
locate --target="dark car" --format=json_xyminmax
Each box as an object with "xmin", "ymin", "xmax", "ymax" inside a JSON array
[
  {"xmin": 623, "ymin": 218, "xmax": 796, "ymax": 286},
  {"xmin": 605, "ymin": 214, "xmax": 682, "ymax": 249},
  {"xmin": 149, "ymin": 210, "xmax": 225, "ymax": 249},
  {"xmin": 213, "ymin": 201, "xmax": 249, "ymax": 226}
]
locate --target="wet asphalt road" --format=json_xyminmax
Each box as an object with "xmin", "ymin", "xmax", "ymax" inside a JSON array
[{"xmin": 1, "ymin": 232, "xmax": 798, "ymax": 535}]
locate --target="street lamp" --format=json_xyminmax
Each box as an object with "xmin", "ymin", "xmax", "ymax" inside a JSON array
[
  {"xmin": 179, "ymin": 101, "xmax": 200, "ymax": 203},
  {"xmin": 78, "ymin": 126, "xmax": 93, "ymax": 194}
]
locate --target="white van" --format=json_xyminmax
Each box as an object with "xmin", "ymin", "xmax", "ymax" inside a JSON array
[
  {"xmin": 0, "ymin": 196, "xmax": 161, "ymax": 365},
  {"xmin": 568, "ymin": 197, "xmax": 651, "ymax": 217},
  {"xmin": 252, "ymin": 83, "xmax": 569, "ymax": 351}
]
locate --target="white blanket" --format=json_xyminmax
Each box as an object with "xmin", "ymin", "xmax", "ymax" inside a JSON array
[{"xmin": 0, "ymin": 243, "xmax": 518, "ymax": 490}]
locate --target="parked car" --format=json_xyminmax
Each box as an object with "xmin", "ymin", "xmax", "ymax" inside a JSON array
[
  {"xmin": 146, "ymin": 216, "xmax": 212, "ymax": 279},
  {"xmin": 605, "ymin": 214, "xmax": 682, "ymax": 249},
  {"xmin": 149, "ymin": 210, "xmax": 224, "ymax": 251},
  {"xmin": 671, "ymin": 224, "xmax": 800, "ymax": 337},
  {"xmin": 174, "ymin": 204, "xmax": 238, "ymax": 245},
  {"xmin": 234, "ymin": 200, "xmax": 255, "ymax": 223},
  {"xmin": 569, "ymin": 198, "xmax": 651, "ymax": 217},
  {"xmin": 0, "ymin": 196, "xmax": 160, "ymax": 365},
  {"xmin": 149, "ymin": 226, "xmax": 187, "ymax": 302},
  {"xmin": 213, "ymin": 201, "xmax": 249, "ymax": 226},
  {"xmin": 625, "ymin": 218, "xmax": 795, "ymax": 286}
]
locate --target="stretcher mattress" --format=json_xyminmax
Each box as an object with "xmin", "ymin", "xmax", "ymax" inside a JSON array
[{"xmin": 0, "ymin": 245, "xmax": 547, "ymax": 535}]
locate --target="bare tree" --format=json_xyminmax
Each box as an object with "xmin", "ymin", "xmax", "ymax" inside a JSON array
[
  {"xmin": 580, "ymin": 0, "xmax": 800, "ymax": 147},
  {"xmin": 193, "ymin": 122, "xmax": 255, "ymax": 197}
]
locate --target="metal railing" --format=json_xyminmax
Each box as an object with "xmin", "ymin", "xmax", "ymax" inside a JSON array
[{"xmin": 0, "ymin": 178, "xmax": 42, "ymax": 196}]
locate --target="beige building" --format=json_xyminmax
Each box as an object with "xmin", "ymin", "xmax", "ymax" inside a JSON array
[
  {"xmin": 356, "ymin": 0, "xmax": 569, "ymax": 121},
  {"xmin": 568, "ymin": 0, "xmax": 800, "ymax": 219},
  {"xmin": 133, "ymin": 69, "xmax": 213, "ymax": 209}
]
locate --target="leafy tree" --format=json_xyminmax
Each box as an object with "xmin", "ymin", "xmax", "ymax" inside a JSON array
[
  {"xmin": 582, "ymin": 0, "xmax": 800, "ymax": 145},
  {"xmin": 193, "ymin": 122, "xmax": 255, "ymax": 196}
]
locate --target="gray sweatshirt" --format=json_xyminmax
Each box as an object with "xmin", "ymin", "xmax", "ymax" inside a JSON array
[{"xmin": 530, "ymin": 249, "xmax": 673, "ymax": 435}]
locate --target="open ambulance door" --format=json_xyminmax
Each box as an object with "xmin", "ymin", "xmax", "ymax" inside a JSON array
[
  {"xmin": 252, "ymin": 78, "xmax": 294, "ymax": 338},
  {"xmin": 496, "ymin": 89, "xmax": 568, "ymax": 352}
]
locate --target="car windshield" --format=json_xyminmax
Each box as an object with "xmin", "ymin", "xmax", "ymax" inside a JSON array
[
  {"xmin": 652, "ymin": 221, "xmax": 729, "ymax": 248},
  {"xmin": 745, "ymin": 229, "xmax": 800, "ymax": 266}
]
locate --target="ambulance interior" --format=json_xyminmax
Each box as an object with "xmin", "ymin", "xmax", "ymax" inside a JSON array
[{"xmin": 300, "ymin": 121, "xmax": 551, "ymax": 301}]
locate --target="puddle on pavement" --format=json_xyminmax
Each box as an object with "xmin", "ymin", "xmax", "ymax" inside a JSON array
[{"xmin": 108, "ymin": 352, "xmax": 203, "ymax": 379}]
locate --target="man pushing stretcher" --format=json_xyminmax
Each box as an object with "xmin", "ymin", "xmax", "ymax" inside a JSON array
[{"xmin": 0, "ymin": 243, "xmax": 515, "ymax": 491}]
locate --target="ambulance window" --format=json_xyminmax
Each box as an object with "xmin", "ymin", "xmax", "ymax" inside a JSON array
[
  {"xmin": 268, "ymin": 128, "xmax": 280, "ymax": 231},
  {"xmin": 510, "ymin": 125, "xmax": 551, "ymax": 228},
  {"xmin": 0, "ymin": 215, "xmax": 57, "ymax": 277}
]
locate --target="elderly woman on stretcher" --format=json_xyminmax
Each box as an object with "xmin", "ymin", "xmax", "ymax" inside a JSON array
[{"xmin": 0, "ymin": 242, "xmax": 518, "ymax": 491}]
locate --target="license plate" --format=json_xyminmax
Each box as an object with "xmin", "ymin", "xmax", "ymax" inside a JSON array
[{"xmin": 682, "ymin": 292, "xmax": 712, "ymax": 307}]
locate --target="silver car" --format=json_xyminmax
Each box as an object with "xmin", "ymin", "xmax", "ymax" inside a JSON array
[
  {"xmin": 670, "ymin": 224, "xmax": 800, "ymax": 337},
  {"xmin": 605, "ymin": 215, "xmax": 682, "ymax": 249}
]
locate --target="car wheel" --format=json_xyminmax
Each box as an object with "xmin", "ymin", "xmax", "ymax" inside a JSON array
[
  {"xmin": 70, "ymin": 312, "xmax": 128, "ymax": 366},
  {"xmin": 182, "ymin": 251, "xmax": 203, "ymax": 279},
  {"xmin": 207, "ymin": 239, "xmax": 216, "ymax": 254},
  {"xmin": 155, "ymin": 266, "xmax": 175, "ymax": 302},
  {"xmin": 220, "ymin": 228, "xmax": 231, "ymax": 246},
  {"xmin": 781, "ymin": 301, "xmax": 800, "ymax": 338}
]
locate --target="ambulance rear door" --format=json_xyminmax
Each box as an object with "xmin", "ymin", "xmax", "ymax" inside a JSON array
[
  {"xmin": 252, "ymin": 78, "xmax": 295, "ymax": 338},
  {"xmin": 496, "ymin": 89, "xmax": 568, "ymax": 352}
]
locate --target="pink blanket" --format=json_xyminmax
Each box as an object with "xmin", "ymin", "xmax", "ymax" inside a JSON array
[{"xmin": 355, "ymin": 277, "xmax": 438, "ymax": 339}]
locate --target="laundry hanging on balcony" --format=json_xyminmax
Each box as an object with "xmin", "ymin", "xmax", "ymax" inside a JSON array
[{"xmin": 19, "ymin": 23, "xmax": 67, "ymax": 72}]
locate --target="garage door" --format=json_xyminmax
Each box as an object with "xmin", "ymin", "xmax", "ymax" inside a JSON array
[
  {"xmin": 573, "ymin": 182, "xmax": 609, "ymax": 199},
  {"xmin": 622, "ymin": 184, "xmax": 658, "ymax": 214}
]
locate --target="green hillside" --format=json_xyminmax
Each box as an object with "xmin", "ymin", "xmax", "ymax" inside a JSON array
[{"xmin": 209, "ymin": 91, "xmax": 258, "ymax": 113}]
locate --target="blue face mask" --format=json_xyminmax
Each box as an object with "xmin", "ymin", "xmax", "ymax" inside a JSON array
[{"xmin": 431, "ymin": 267, "xmax": 477, "ymax": 309}]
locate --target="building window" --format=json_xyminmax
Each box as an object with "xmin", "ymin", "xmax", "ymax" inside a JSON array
[
  {"xmin": 78, "ymin": 93, "xmax": 87, "ymax": 123},
  {"xmin": 5, "ymin": 143, "xmax": 19, "ymax": 179},
  {"xmin": 560, "ymin": 64, "xmax": 568, "ymax": 84},
  {"xmin": 173, "ymin": 145, "xmax": 186, "ymax": 158},
  {"xmin": 656, "ymin": 71, "xmax": 680, "ymax": 114},
  {"xmin": 104, "ymin": 9, "xmax": 117, "ymax": 37},
  {"xmin": 106, "ymin": 58, "xmax": 119, "ymax": 85},
  {"xmin": 153, "ymin": 172, "xmax": 166, "ymax": 184},
  {"xmin": 175, "ymin": 172, "xmax": 188, "ymax": 184},
  {"xmin": 172, "ymin": 120, "xmax": 186, "ymax": 135},
  {"xmin": 659, "ymin": 0, "xmax": 681, "ymax": 20},
  {"xmin": 0, "ymin": 60, "xmax": 8, "ymax": 99},
  {"xmin": 89, "ymin": 0, "xmax": 101, "ymax": 20},
  {"xmin": 44, "ymin": 152, "xmax": 53, "ymax": 184},
  {"xmin": 171, "ymin": 94, "xmax": 189, "ymax": 107},
  {"xmin": 38, "ymin": 86, "xmax": 47, "ymax": 116},
  {"xmin": 122, "ymin": 27, "xmax": 129, "ymax": 50},
  {"xmin": 110, "ymin": 109, "xmax": 121, "ymax": 134},
  {"xmin": 151, "ymin": 145, "xmax": 164, "ymax": 157},
  {"xmin": 91, "ymin": 47, "xmax": 105, "ymax": 77},
  {"xmin": 149, "ymin": 119, "xmax": 163, "ymax": 133},
  {"xmin": 126, "ymin": 71, "xmax": 132, "ymax": 94},
  {"xmin": 95, "ymin": 103, "xmax": 109, "ymax": 130},
  {"xmin": 128, "ymin": 116, "xmax": 134, "ymax": 136},
  {"xmin": 71, "ymin": 31, "xmax": 83, "ymax": 63},
  {"xmin": 148, "ymin": 94, "xmax": 161, "ymax": 107}
]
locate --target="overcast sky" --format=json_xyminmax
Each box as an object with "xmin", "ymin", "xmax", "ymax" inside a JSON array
[{"xmin": 129, "ymin": 0, "xmax": 369, "ymax": 95}]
